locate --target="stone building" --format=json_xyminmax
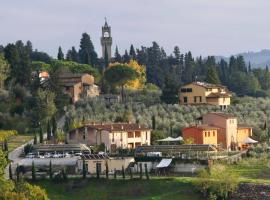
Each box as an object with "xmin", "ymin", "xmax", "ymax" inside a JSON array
[{"xmin": 58, "ymin": 72, "xmax": 99, "ymax": 103}]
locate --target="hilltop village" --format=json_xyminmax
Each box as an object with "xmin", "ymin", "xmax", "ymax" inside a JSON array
[{"xmin": 0, "ymin": 20, "xmax": 269, "ymax": 200}]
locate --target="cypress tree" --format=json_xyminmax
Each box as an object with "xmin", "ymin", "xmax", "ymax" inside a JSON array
[
  {"xmin": 16, "ymin": 164, "xmax": 20, "ymax": 181},
  {"xmin": 34, "ymin": 133, "xmax": 37, "ymax": 145},
  {"xmin": 52, "ymin": 116, "xmax": 57, "ymax": 143},
  {"xmin": 3, "ymin": 139, "xmax": 8, "ymax": 151},
  {"xmin": 144, "ymin": 163, "xmax": 149, "ymax": 180},
  {"xmin": 122, "ymin": 165, "xmax": 125, "ymax": 179},
  {"xmin": 57, "ymin": 46, "xmax": 64, "ymax": 60},
  {"xmin": 114, "ymin": 168, "xmax": 117, "ymax": 179},
  {"xmin": 114, "ymin": 46, "xmax": 121, "ymax": 62},
  {"xmin": 105, "ymin": 161, "xmax": 109, "ymax": 179},
  {"xmin": 205, "ymin": 65, "xmax": 220, "ymax": 84},
  {"xmin": 82, "ymin": 159, "xmax": 87, "ymax": 179},
  {"xmin": 129, "ymin": 168, "xmax": 133, "ymax": 179},
  {"xmin": 49, "ymin": 160, "xmax": 53, "ymax": 180},
  {"xmin": 129, "ymin": 44, "xmax": 136, "ymax": 60},
  {"xmin": 32, "ymin": 161, "xmax": 36, "ymax": 181},
  {"xmin": 9, "ymin": 164, "xmax": 13, "ymax": 180},
  {"xmin": 123, "ymin": 50, "xmax": 130, "ymax": 63},
  {"xmin": 151, "ymin": 115, "xmax": 156, "ymax": 130},
  {"xmin": 96, "ymin": 163, "xmax": 100, "ymax": 179},
  {"xmin": 47, "ymin": 120, "xmax": 51, "ymax": 141},
  {"xmin": 39, "ymin": 124, "xmax": 43, "ymax": 144},
  {"xmin": 139, "ymin": 163, "xmax": 143, "ymax": 179}
]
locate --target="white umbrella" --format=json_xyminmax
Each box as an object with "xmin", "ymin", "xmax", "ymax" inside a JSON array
[
  {"xmin": 156, "ymin": 136, "xmax": 183, "ymax": 142},
  {"xmin": 243, "ymin": 137, "xmax": 258, "ymax": 144}
]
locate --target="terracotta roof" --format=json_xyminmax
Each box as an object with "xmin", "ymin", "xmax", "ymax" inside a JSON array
[
  {"xmin": 206, "ymin": 92, "xmax": 231, "ymax": 98},
  {"xmin": 183, "ymin": 81, "xmax": 227, "ymax": 89},
  {"xmin": 238, "ymin": 124, "xmax": 253, "ymax": 129},
  {"xmin": 79, "ymin": 123, "xmax": 150, "ymax": 132},
  {"xmin": 183, "ymin": 124, "xmax": 219, "ymax": 131},
  {"xmin": 206, "ymin": 112, "xmax": 236, "ymax": 118}
]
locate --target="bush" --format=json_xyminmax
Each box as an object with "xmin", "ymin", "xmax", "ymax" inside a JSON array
[{"xmin": 194, "ymin": 164, "xmax": 239, "ymax": 200}]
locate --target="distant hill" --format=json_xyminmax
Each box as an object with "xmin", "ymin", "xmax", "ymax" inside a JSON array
[{"xmin": 215, "ymin": 49, "xmax": 270, "ymax": 68}]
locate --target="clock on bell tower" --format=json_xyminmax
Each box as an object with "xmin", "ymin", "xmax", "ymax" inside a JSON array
[{"xmin": 100, "ymin": 18, "xmax": 112, "ymax": 60}]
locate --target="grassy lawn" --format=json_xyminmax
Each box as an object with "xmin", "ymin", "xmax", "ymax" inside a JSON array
[
  {"xmin": 228, "ymin": 157, "xmax": 270, "ymax": 184},
  {"xmin": 35, "ymin": 177, "xmax": 203, "ymax": 200},
  {"xmin": 7, "ymin": 135, "xmax": 33, "ymax": 151}
]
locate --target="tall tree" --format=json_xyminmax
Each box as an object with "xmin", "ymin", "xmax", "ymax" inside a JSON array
[
  {"xmin": 0, "ymin": 54, "xmax": 9, "ymax": 89},
  {"xmin": 57, "ymin": 46, "xmax": 64, "ymax": 60},
  {"xmin": 4, "ymin": 41, "xmax": 31, "ymax": 86},
  {"xmin": 66, "ymin": 46, "xmax": 79, "ymax": 62},
  {"xmin": 205, "ymin": 65, "xmax": 220, "ymax": 84},
  {"xmin": 114, "ymin": 46, "xmax": 121, "ymax": 62},
  {"xmin": 129, "ymin": 44, "xmax": 136, "ymax": 60},
  {"xmin": 123, "ymin": 50, "xmax": 130, "ymax": 63},
  {"xmin": 104, "ymin": 64, "xmax": 138, "ymax": 101},
  {"xmin": 160, "ymin": 77, "xmax": 179, "ymax": 104},
  {"xmin": 79, "ymin": 33, "xmax": 98, "ymax": 66}
]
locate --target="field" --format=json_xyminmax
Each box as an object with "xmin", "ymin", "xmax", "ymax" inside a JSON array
[
  {"xmin": 7, "ymin": 135, "xmax": 33, "ymax": 151},
  {"xmin": 228, "ymin": 157, "xmax": 270, "ymax": 184},
  {"xmin": 35, "ymin": 178, "xmax": 203, "ymax": 200}
]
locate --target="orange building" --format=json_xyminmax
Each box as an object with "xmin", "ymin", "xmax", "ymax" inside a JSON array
[
  {"xmin": 183, "ymin": 125, "xmax": 219, "ymax": 146},
  {"xmin": 183, "ymin": 112, "xmax": 253, "ymax": 150}
]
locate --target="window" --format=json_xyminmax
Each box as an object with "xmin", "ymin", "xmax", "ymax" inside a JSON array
[
  {"xmin": 135, "ymin": 131, "xmax": 141, "ymax": 138},
  {"xmin": 128, "ymin": 132, "xmax": 134, "ymax": 138},
  {"xmin": 194, "ymin": 97, "xmax": 197, "ymax": 103},
  {"xmin": 83, "ymin": 132, "xmax": 86, "ymax": 140},
  {"xmin": 208, "ymin": 132, "xmax": 210, "ymax": 137},
  {"xmin": 205, "ymin": 132, "xmax": 207, "ymax": 137},
  {"xmin": 146, "ymin": 132, "xmax": 148, "ymax": 140},
  {"xmin": 199, "ymin": 96, "xmax": 202, "ymax": 102},
  {"xmin": 213, "ymin": 131, "xmax": 215, "ymax": 137},
  {"xmin": 181, "ymin": 88, "xmax": 192, "ymax": 93},
  {"xmin": 184, "ymin": 97, "xmax": 188, "ymax": 103}
]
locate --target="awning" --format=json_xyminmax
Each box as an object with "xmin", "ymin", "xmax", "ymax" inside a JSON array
[
  {"xmin": 243, "ymin": 137, "xmax": 258, "ymax": 144},
  {"xmin": 156, "ymin": 158, "xmax": 172, "ymax": 168},
  {"xmin": 156, "ymin": 136, "xmax": 183, "ymax": 142}
]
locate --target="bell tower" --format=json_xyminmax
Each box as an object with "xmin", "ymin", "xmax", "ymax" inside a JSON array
[{"xmin": 100, "ymin": 18, "xmax": 112, "ymax": 60}]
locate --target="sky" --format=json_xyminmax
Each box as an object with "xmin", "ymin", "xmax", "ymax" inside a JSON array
[{"xmin": 0, "ymin": 0, "xmax": 270, "ymax": 58}]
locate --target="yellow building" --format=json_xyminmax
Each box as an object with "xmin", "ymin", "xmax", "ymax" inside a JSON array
[{"xmin": 179, "ymin": 82, "xmax": 231, "ymax": 109}]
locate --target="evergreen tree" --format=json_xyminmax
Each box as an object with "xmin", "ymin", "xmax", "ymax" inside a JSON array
[
  {"xmin": 183, "ymin": 51, "xmax": 194, "ymax": 83},
  {"xmin": 9, "ymin": 164, "xmax": 13, "ymax": 180},
  {"xmin": 248, "ymin": 62, "xmax": 252, "ymax": 73},
  {"xmin": 49, "ymin": 160, "xmax": 53, "ymax": 180},
  {"xmin": 3, "ymin": 139, "xmax": 8, "ymax": 151},
  {"xmin": 151, "ymin": 115, "xmax": 156, "ymax": 130},
  {"xmin": 114, "ymin": 46, "xmax": 121, "ymax": 62},
  {"xmin": 32, "ymin": 161, "xmax": 36, "ymax": 181},
  {"xmin": 34, "ymin": 133, "xmax": 37, "ymax": 145},
  {"xmin": 123, "ymin": 50, "xmax": 130, "ymax": 63},
  {"xmin": 82, "ymin": 158, "xmax": 87, "ymax": 179},
  {"xmin": 144, "ymin": 163, "xmax": 149, "ymax": 180},
  {"xmin": 105, "ymin": 161, "xmax": 109, "ymax": 179},
  {"xmin": 96, "ymin": 163, "xmax": 100, "ymax": 179},
  {"xmin": 47, "ymin": 120, "xmax": 51, "ymax": 141},
  {"xmin": 122, "ymin": 165, "xmax": 125, "ymax": 179},
  {"xmin": 52, "ymin": 116, "xmax": 57, "ymax": 142},
  {"xmin": 139, "ymin": 163, "xmax": 143, "ymax": 179},
  {"xmin": 205, "ymin": 65, "xmax": 220, "ymax": 84},
  {"xmin": 79, "ymin": 33, "xmax": 98, "ymax": 66},
  {"xmin": 160, "ymin": 77, "xmax": 179, "ymax": 104},
  {"xmin": 57, "ymin": 46, "xmax": 64, "ymax": 60},
  {"xmin": 16, "ymin": 164, "xmax": 20, "ymax": 181},
  {"xmin": 66, "ymin": 46, "xmax": 79, "ymax": 62},
  {"xmin": 39, "ymin": 124, "xmax": 43, "ymax": 144},
  {"xmin": 129, "ymin": 44, "xmax": 136, "ymax": 60}
]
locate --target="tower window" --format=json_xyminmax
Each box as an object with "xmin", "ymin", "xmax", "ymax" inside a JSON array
[{"xmin": 104, "ymin": 32, "xmax": 109, "ymax": 37}]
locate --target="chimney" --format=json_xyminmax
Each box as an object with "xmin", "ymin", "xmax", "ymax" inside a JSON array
[{"xmin": 121, "ymin": 125, "xmax": 123, "ymax": 130}]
